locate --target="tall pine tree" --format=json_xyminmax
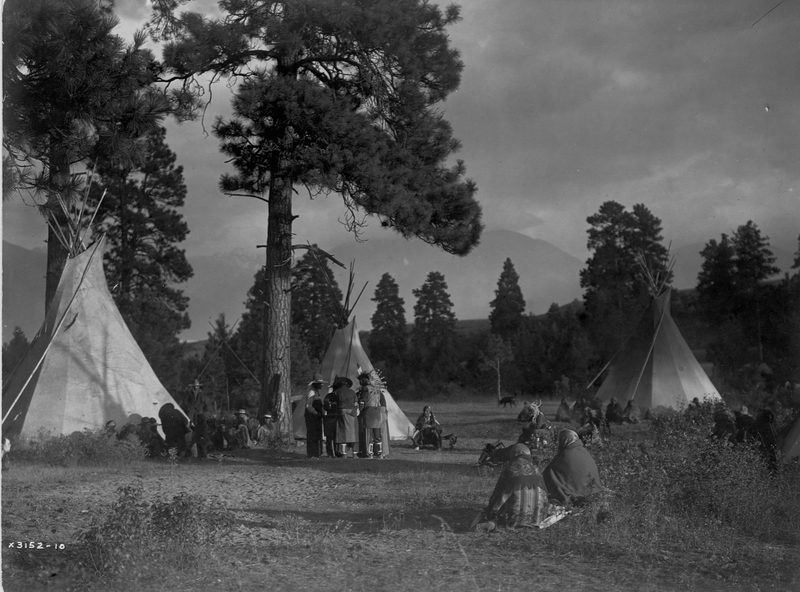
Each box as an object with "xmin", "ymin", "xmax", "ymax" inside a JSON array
[
  {"xmin": 580, "ymin": 201, "xmax": 669, "ymax": 361},
  {"xmin": 291, "ymin": 249, "xmax": 343, "ymax": 363},
  {"xmin": 411, "ymin": 271, "xmax": 458, "ymax": 379},
  {"xmin": 489, "ymin": 258, "xmax": 525, "ymax": 340},
  {"xmin": 150, "ymin": 0, "xmax": 482, "ymax": 432},
  {"xmin": 696, "ymin": 234, "xmax": 737, "ymax": 327},
  {"xmin": 369, "ymin": 273, "xmax": 407, "ymax": 367},
  {"xmin": 90, "ymin": 125, "xmax": 192, "ymax": 393},
  {"xmin": 3, "ymin": 0, "xmax": 168, "ymax": 308}
]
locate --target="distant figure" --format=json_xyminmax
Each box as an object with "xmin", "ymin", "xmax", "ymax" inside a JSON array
[
  {"xmin": 543, "ymin": 430, "xmax": 602, "ymax": 507},
  {"xmin": 104, "ymin": 420, "xmax": 117, "ymax": 438},
  {"xmin": 622, "ymin": 400, "xmax": 641, "ymax": 424},
  {"xmin": 411, "ymin": 405, "xmax": 442, "ymax": 450},
  {"xmin": 2, "ymin": 438, "xmax": 11, "ymax": 471},
  {"xmin": 256, "ymin": 413, "xmax": 275, "ymax": 445},
  {"xmin": 606, "ymin": 397, "xmax": 624, "ymax": 424},
  {"xmin": 335, "ymin": 377, "xmax": 358, "ymax": 458},
  {"xmin": 323, "ymin": 387, "xmax": 340, "ymax": 458},
  {"xmin": 555, "ymin": 398, "xmax": 572, "ymax": 423},
  {"xmin": 191, "ymin": 412, "xmax": 209, "ymax": 459},
  {"xmin": 357, "ymin": 371, "xmax": 387, "ymax": 458},
  {"xmin": 159, "ymin": 403, "xmax": 189, "ymax": 456},
  {"xmin": 235, "ymin": 409, "xmax": 252, "ymax": 449},
  {"xmin": 305, "ymin": 374, "xmax": 326, "ymax": 458},
  {"xmin": 473, "ymin": 443, "xmax": 550, "ymax": 530}
]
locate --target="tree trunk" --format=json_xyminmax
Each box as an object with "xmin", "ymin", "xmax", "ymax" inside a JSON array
[{"xmin": 263, "ymin": 174, "xmax": 294, "ymax": 435}]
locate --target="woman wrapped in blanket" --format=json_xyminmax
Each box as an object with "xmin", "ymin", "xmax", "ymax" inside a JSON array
[
  {"xmin": 543, "ymin": 429, "xmax": 602, "ymax": 506},
  {"xmin": 473, "ymin": 443, "xmax": 550, "ymax": 530}
]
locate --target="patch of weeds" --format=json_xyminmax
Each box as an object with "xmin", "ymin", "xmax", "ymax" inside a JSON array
[
  {"xmin": 13, "ymin": 428, "xmax": 147, "ymax": 466},
  {"xmin": 74, "ymin": 482, "xmax": 233, "ymax": 586}
]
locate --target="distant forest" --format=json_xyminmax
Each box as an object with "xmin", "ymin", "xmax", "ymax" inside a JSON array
[{"xmin": 9, "ymin": 203, "xmax": 796, "ymax": 416}]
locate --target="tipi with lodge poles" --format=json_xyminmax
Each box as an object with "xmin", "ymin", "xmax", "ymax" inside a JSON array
[{"xmin": 590, "ymin": 252, "xmax": 722, "ymax": 412}]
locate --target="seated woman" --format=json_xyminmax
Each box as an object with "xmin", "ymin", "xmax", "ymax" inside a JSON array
[
  {"xmin": 411, "ymin": 405, "xmax": 442, "ymax": 450},
  {"xmin": 605, "ymin": 397, "xmax": 625, "ymax": 423},
  {"xmin": 543, "ymin": 430, "xmax": 602, "ymax": 507},
  {"xmin": 473, "ymin": 443, "xmax": 550, "ymax": 530}
]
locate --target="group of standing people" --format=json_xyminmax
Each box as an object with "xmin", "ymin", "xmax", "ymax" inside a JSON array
[{"xmin": 302, "ymin": 371, "xmax": 389, "ymax": 459}]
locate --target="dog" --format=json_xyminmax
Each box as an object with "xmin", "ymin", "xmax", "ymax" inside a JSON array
[{"xmin": 498, "ymin": 394, "xmax": 517, "ymax": 408}]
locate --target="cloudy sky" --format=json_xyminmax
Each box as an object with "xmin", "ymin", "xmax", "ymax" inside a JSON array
[{"xmin": 4, "ymin": 0, "xmax": 799, "ymax": 261}]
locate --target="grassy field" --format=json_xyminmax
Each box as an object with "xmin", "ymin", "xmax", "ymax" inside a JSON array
[{"xmin": 2, "ymin": 396, "xmax": 798, "ymax": 592}]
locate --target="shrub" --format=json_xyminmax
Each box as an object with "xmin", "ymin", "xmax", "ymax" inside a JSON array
[
  {"xmin": 14, "ymin": 428, "xmax": 147, "ymax": 466},
  {"xmin": 76, "ymin": 482, "xmax": 233, "ymax": 580}
]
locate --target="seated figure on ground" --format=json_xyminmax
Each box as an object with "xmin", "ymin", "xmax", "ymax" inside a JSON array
[
  {"xmin": 543, "ymin": 429, "xmax": 602, "ymax": 507},
  {"xmin": 473, "ymin": 443, "xmax": 550, "ymax": 530},
  {"xmin": 605, "ymin": 397, "xmax": 624, "ymax": 424},
  {"xmin": 622, "ymin": 400, "xmax": 641, "ymax": 424},
  {"xmin": 411, "ymin": 405, "xmax": 442, "ymax": 450}
]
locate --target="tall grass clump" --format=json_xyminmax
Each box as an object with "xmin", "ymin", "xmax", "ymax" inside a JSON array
[
  {"xmin": 75, "ymin": 482, "xmax": 233, "ymax": 585},
  {"xmin": 543, "ymin": 403, "xmax": 800, "ymax": 561},
  {"xmin": 13, "ymin": 428, "xmax": 147, "ymax": 466}
]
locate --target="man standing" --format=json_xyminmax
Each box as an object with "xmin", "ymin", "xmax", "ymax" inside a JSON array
[
  {"xmin": 357, "ymin": 371, "xmax": 387, "ymax": 459},
  {"xmin": 335, "ymin": 376, "xmax": 358, "ymax": 458},
  {"xmin": 305, "ymin": 374, "xmax": 326, "ymax": 458},
  {"xmin": 323, "ymin": 383, "xmax": 340, "ymax": 458}
]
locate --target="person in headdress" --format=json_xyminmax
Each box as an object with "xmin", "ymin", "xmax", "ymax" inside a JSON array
[
  {"xmin": 334, "ymin": 376, "xmax": 358, "ymax": 458},
  {"xmin": 473, "ymin": 443, "xmax": 550, "ymax": 530},
  {"xmin": 543, "ymin": 429, "xmax": 602, "ymax": 507},
  {"xmin": 305, "ymin": 374, "xmax": 326, "ymax": 458},
  {"xmin": 357, "ymin": 371, "xmax": 387, "ymax": 459},
  {"xmin": 323, "ymin": 382, "xmax": 341, "ymax": 458}
]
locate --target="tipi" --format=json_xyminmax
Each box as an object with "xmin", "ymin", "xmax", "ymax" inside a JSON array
[
  {"xmin": 592, "ymin": 254, "xmax": 722, "ymax": 411},
  {"xmin": 291, "ymin": 259, "xmax": 414, "ymax": 442},
  {"xmin": 2, "ymin": 238, "xmax": 187, "ymax": 440}
]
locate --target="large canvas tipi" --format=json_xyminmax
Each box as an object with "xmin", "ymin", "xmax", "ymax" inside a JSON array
[
  {"xmin": 593, "ymin": 257, "xmax": 721, "ymax": 411},
  {"xmin": 2, "ymin": 239, "xmax": 187, "ymax": 440}
]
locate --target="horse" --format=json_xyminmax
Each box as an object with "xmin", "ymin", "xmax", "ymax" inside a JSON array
[{"xmin": 498, "ymin": 393, "xmax": 518, "ymax": 408}]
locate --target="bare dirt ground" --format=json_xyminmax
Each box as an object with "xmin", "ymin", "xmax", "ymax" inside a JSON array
[{"xmin": 2, "ymin": 399, "xmax": 798, "ymax": 592}]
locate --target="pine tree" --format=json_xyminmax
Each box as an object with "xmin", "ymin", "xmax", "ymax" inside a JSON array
[
  {"xmin": 369, "ymin": 273, "xmax": 407, "ymax": 366},
  {"xmin": 150, "ymin": 0, "xmax": 483, "ymax": 432},
  {"xmin": 89, "ymin": 125, "xmax": 192, "ymax": 393},
  {"xmin": 3, "ymin": 0, "xmax": 168, "ymax": 309},
  {"xmin": 580, "ymin": 201, "xmax": 669, "ymax": 361},
  {"xmin": 291, "ymin": 249, "xmax": 344, "ymax": 362},
  {"xmin": 489, "ymin": 258, "xmax": 525, "ymax": 340},
  {"xmin": 696, "ymin": 234, "xmax": 737, "ymax": 326},
  {"xmin": 2, "ymin": 327, "xmax": 30, "ymax": 380},
  {"xmin": 411, "ymin": 271, "xmax": 458, "ymax": 378}
]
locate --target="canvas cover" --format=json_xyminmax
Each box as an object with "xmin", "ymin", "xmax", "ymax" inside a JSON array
[
  {"xmin": 595, "ymin": 290, "xmax": 721, "ymax": 411},
  {"xmin": 292, "ymin": 318, "xmax": 414, "ymax": 440},
  {"xmin": 2, "ymin": 239, "xmax": 186, "ymax": 440},
  {"xmin": 780, "ymin": 412, "xmax": 800, "ymax": 463}
]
